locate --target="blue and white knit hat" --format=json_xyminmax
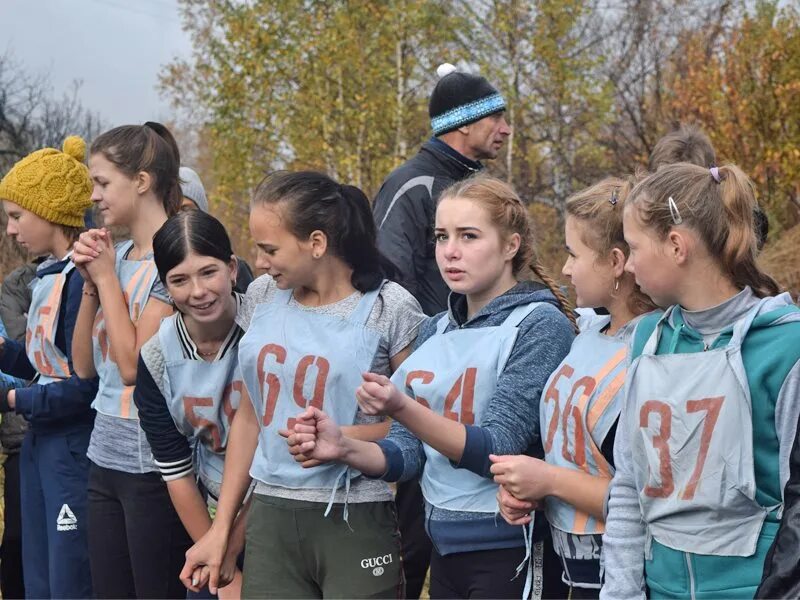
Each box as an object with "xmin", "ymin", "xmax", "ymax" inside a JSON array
[{"xmin": 429, "ymin": 63, "xmax": 506, "ymax": 136}]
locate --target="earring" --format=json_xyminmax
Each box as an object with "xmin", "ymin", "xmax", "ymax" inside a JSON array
[
  {"xmin": 313, "ymin": 253, "xmax": 320, "ymax": 259},
  {"xmin": 614, "ymin": 279, "xmax": 619, "ymax": 292}
]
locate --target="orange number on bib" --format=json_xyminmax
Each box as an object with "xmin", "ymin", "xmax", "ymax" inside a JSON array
[
  {"xmin": 257, "ymin": 346, "xmax": 331, "ymax": 429},
  {"xmin": 258, "ymin": 344, "xmax": 286, "ymax": 426},
  {"xmin": 681, "ymin": 396, "xmax": 724, "ymax": 500},
  {"xmin": 640, "ymin": 396, "xmax": 725, "ymax": 500},
  {"xmin": 640, "ymin": 400, "xmax": 674, "ymax": 498},
  {"xmin": 405, "ymin": 370, "xmax": 434, "ymax": 408},
  {"xmin": 443, "ymin": 368, "xmax": 477, "ymax": 425},
  {"xmin": 561, "ymin": 376, "xmax": 595, "ymax": 467},
  {"xmin": 542, "ymin": 364, "xmax": 575, "ymax": 453},
  {"xmin": 184, "ymin": 396, "xmax": 223, "ymax": 451},
  {"xmin": 222, "ymin": 380, "xmax": 246, "ymax": 425}
]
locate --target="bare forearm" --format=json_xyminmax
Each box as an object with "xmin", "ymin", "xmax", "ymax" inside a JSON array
[
  {"xmin": 72, "ymin": 293, "xmax": 99, "ymax": 378},
  {"xmin": 339, "ymin": 437, "xmax": 389, "ymax": 477},
  {"xmin": 342, "ymin": 421, "xmax": 390, "ymax": 442},
  {"xmin": 393, "ymin": 399, "xmax": 466, "ymax": 463},
  {"xmin": 548, "ymin": 467, "xmax": 611, "ymax": 522},
  {"xmin": 213, "ymin": 403, "xmax": 259, "ymax": 535},
  {"xmin": 167, "ymin": 477, "xmax": 214, "ymax": 542},
  {"xmin": 94, "ymin": 276, "xmax": 139, "ymax": 381}
]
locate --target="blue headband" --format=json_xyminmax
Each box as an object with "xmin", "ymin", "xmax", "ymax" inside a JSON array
[{"xmin": 431, "ymin": 93, "xmax": 506, "ymax": 135}]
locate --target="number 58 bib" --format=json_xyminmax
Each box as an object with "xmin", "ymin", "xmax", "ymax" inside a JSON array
[{"xmin": 627, "ymin": 301, "xmax": 772, "ymax": 557}]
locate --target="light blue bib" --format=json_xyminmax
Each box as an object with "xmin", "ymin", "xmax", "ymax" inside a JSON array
[
  {"xmin": 92, "ymin": 241, "xmax": 159, "ymax": 419},
  {"xmin": 391, "ymin": 302, "xmax": 541, "ymax": 513},
  {"xmin": 239, "ymin": 285, "xmax": 383, "ymax": 493},
  {"xmin": 158, "ymin": 314, "xmax": 245, "ymax": 498},
  {"xmin": 25, "ymin": 259, "xmax": 75, "ymax": 385},
  {"xmin": 541, "ymin": 317, "xmax": 625, "ymax": 537}
]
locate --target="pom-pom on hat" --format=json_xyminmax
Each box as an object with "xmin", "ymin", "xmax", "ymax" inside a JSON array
[
  {"xmin": 179, "ymin": 166, "xmax": 209, "ymax": 213},
  {"xmin": 428, "ymin": 63, "xmax": 506, "ymax": 136},
  {"xmin": 0, "ymin": 136, "xmax": 93, "ymax": 227}
]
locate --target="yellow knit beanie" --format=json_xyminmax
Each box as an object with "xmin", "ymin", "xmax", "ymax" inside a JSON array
[{"xmin": 0, "ymin": 136, "xmax": 93, "ymax": 228}]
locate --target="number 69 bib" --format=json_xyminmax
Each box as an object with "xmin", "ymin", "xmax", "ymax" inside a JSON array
[
  {"xmin": 239, "ymin": 284, "xmax": 383, "ymax": 491},
  {"xmin": 627, "ymin": 300, "xmax": 772, "ymax": 557}
]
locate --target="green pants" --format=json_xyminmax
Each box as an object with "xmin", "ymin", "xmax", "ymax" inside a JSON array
[{"xmin": 242, "ymin": 494, "xmax": 405, "ymax": 599}]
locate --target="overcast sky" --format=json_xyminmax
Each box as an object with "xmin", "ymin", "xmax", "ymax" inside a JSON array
[{"xmin": 3, "ymin": 0, "xmax": 192, "ymax": 126}]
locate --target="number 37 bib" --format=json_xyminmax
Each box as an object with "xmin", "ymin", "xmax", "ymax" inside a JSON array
[{"xmin": 627, "ymin": 300, "xmax": 775, "ymax": 557}]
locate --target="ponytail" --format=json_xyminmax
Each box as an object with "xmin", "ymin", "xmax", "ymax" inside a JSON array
[
  {"xmin": 252, "ymin": 171, "xmax": 393, "ymax": 293},
  {"xmin": 717, "ymin": 165, "xmax": 780, "ymax": 297},
  {"xmin": 530, "ymin": 260, "xmax": 577, "ymax": 330},
  {"xmin": 91, "ymin": 122, "xmax": 182, "ymax": 217},
  {"xmin": 629, "ymin": 162, "xmax": 780, "ymax": 298}
]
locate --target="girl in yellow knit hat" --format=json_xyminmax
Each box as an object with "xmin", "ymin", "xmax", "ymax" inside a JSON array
[{"xmin": 0, "ymin": 136, "xmax": 98, "ymax": 598}]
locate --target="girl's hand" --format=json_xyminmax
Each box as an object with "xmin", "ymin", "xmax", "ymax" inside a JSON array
[
  {"xmin": 180, "ymin": 523, "xmax": 232, "ymax": 594},
  {"xmin": 82, "ymin": 229, "xmax": 116, "ymax": 284},
  {"xmin": 280, "ymin": 407, "xmax": 346, "ymax": 465},
  {"xmin": 489, "ymin": 454, "xmax": 555, "ymax": 502},
  {"xmin": 72, "ymin": 229, "xmax": 106, "ymax": 285},
  {"xmin": 217, "ymin": 568, "xmax": 243, "ymax": 600},
  {"xmin": 355, "ymin": 372, "xmax": 407, "ymax": 416},
  {"xmin": 497, "ymin": 485, "xmax": 537, "ymax": 526}
]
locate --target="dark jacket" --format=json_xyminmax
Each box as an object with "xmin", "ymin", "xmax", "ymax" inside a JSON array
[
  {"xmin": 0, "ymin": 262, "xmax": 38, "ymax": 453},
  {"xmin": 757, "ymin": 411, "xmax": 800, "ymax": 598},
  {"xmin": 0, "ymin": 257, "xmax": 98, "ymax": 436},
  {"xmin": 373, "ymin": 137, "xmax": 482, "ymax": 316}
]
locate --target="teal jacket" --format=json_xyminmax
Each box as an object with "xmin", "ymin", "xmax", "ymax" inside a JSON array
[{"xmin": 601, "ymin": 292, "xmax": 800, "ymax": 600}]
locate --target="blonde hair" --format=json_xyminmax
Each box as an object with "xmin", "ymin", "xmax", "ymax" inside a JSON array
[
  {"xmin": 566, "ymin": 176, "xmax": 656, "ymax": 316},
  {"xmin": 629, "ymin": 163, "xmax": 780, "ymax": 298},
  {"xmin": 439, "ymin": 175, "xmax": 576, "ymax": 328}
]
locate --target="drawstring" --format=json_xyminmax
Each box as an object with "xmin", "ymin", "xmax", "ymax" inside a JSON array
[
  {"xmin": 512, "ymin": 516, "xmax": 544, "ymax": 600},
  {"xmin": 325, "ymin": 465, "xmax": 353, "ymax": 530},
  {"xmin": 667, "ymin": 323, "xmax": 683, "ymax": 354}
]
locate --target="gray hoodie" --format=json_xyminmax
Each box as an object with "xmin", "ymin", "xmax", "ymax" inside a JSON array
[{"xmin": 376, "ymin": 281, "xmax": 575, "ymax": 555}]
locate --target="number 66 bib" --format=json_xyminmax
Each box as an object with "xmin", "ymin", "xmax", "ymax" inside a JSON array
[
  {"xmin": 627, "ymin": 300, "xmax": 772, "ymax": 557},
  {"xmin": 239, "ymin": 284, "xmax": 383, "ymax": 491}
]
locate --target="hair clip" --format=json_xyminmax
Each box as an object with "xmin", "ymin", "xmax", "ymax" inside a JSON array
[
  {"xmin": 609, "ymin": 189, "xmax": 619, "ymax": 206},
  {"xmin": 668, "ymin": 196, "xmax": 683, "ymax": 225},
  {"xmin": 709, "ymin": 166, "xmax": 721, "ymax": 183}
]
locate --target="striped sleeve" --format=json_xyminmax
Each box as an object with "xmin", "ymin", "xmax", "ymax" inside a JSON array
[{"xmin": 133, "ymin": 350, "xmax": 193, "ymax": 482}]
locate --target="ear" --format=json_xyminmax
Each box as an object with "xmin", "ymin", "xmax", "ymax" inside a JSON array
[
  {"xmin": 667, "ymin": 229, "xmax": 691, "ymax": 265},
  {"xmin": 228, "ymin": 254, "xmax": 239, "ymax": 285},
  {"xmin": 608, "ymin": 247, "xmax": 627, "ymax": 278},
  {"xmin": 457, "ymin": 123, "xmax": 471, "ymax": 135},
  {"xmin": 504, "ymin": 232, "xmax": 521, "ymax": 262},
  {"xmin": 135, "ymin": 171, "xmax": 153, "ymax": 195},
  {"xmin": 308, "ymin": 230, "xmax": 328, "ymax": 259}
]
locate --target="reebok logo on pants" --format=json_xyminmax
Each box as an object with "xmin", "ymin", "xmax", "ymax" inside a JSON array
[{"xmin": 57, "ymin": 504, "xmax": 77, "ymax": 532}]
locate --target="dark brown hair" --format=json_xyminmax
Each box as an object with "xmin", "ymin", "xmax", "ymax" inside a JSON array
[
  {"xmin": 649, "ymin": 125, "xmax": 716, "ymax": 172},
  {"xmin": 252, "ymin": 171, "xmax": 395, "ymax": 293},
  {"xmin": 90, "ymin": 122, "xmax": 181, "ymax": 216}
]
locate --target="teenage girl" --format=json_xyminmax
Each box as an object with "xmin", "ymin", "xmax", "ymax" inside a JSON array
[
  {"xmin": 0, "ymin": 136, "xmax": 97, "ymax": 598},
  {"xmin": 71, "ymin": 123, "xmax": 192, "ymax": 598},
  {"xmin": 287, "ymin": 175, "xmax": 576, "ymax": 599},
  {"xmin": 133, "ymin": 210, "xmax": 247, "ymax": 599},
  {"xmin": 181, "ymin": 171, "xmax": 425, "ymax": 598},
  {"xmin": 600, "ymin": 163, "xmax": 800, "ymax": 599},
  {"xmin": 490, "ymin": 177, "xmax": 656, "ymax": 598}
]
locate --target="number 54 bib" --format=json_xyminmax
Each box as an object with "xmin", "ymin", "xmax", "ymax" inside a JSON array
[
  {"xmin": 627, "ymin": 299, "xmax": 775, "ymax": 557},
  {"xmin": 392, "ymin": 302, "xmax": 541, "ymax": 513}
]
